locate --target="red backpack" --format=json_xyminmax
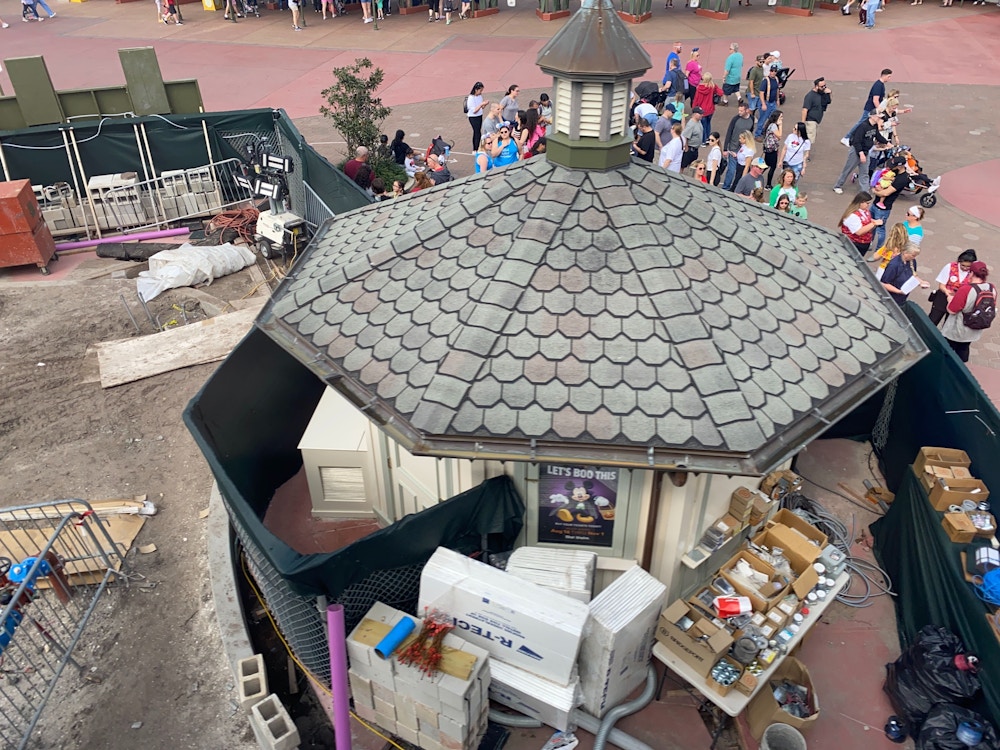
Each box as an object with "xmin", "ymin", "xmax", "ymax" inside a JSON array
[{"xmin": 962, "ymin": 283, "xmax": 997, "ymax": 330}]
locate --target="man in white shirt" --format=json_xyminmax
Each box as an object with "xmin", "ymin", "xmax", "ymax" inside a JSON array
[{"xmin": 658, "ymin": 123, "xmax": 684, "ymax": 173}]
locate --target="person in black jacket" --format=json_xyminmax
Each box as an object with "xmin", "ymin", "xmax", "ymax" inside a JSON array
[
  {"xmin": 832, "ymin": 111, "xmax": 887, "ymax": 194},
  {"xmin": 721, "ymin": 102, "xmax": 754, "ymax": 191}
]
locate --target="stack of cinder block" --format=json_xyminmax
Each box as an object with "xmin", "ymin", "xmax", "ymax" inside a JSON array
[
  {"xmin": 237, "ymin": 653, "xmax": 300, "ymax": 750},
  {"xmin": 347, "ymin": 602, "xmax": 490, "ymax": 750}
]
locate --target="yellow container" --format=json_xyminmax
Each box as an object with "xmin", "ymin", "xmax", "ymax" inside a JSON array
[{"xmin": 203, "ymin": 0, "xmax": 220, "ymax": 10}]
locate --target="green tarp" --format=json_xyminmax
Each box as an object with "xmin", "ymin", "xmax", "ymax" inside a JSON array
[
  {"xmin": 868, "ymin": 304, "xmax": 1000, "ymax": 728},
  {"xmin": 871, "ymin": 470, "xmax": 1000, "ymax": 726},
  {"xmin": 0, "ymin": 108, "xmax": 369, "ymax": 217},
  {"xmin": 182, "ymin": 328, "xmax": 524, "ymax": 599}
]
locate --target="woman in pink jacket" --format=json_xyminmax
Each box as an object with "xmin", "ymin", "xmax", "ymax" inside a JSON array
[
  {"xmin": 692, "ymin": 72, "xmax": 724, "ymax": 146},
  {"xmin": 684, "ymin": 49, "xmax": 703, "ymax": 103}
]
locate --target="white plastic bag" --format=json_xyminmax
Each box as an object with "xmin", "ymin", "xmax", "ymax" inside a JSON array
[{"xmin": 136, "ymin": 242, "xmax": 256, "ymax": 301}]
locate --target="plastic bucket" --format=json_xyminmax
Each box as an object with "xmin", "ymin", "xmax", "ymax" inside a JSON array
[{"xmin": 760, "ymin": 724, "xmax": 807, "ymax": 750}]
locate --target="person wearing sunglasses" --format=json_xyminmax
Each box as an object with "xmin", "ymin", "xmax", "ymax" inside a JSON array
[
  {"xmin": 690, "ymin": 160, "xmax": 709, "ymax": 184},
  {"xmin": 491, "ymin": 123, "xmax": 520, "ymax": 167},
  {"xmin": 476, "ymin": 136, "xmax": 496, "ymax": 173}
]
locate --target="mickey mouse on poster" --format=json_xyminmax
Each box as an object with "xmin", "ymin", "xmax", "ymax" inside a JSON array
[{"xmin": 548, "ymin": 480, "xmax": 611, "ymax": 524}]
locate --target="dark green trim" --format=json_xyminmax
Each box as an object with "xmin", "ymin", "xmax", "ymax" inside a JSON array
[{"xmin": 545, "ymin": 130, "xmax": 634, "ymax": 170}]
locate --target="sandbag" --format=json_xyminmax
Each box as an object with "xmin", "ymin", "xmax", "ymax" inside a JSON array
[
  {"xmin": 915, "ymin": 703, "xmax": 999, "ymax": 750},
  {"xmin": 884, "ymin": 625, "xmax": 980, "ymax": 736}
]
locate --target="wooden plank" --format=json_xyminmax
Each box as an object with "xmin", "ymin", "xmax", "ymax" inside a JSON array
[
  {"xmin": 95, "ymin": 301, "xmax": 264, "ymax": 388},
  {"xmin": 351, "ymin": 617, "xmax": 478, "ymax": 681}
]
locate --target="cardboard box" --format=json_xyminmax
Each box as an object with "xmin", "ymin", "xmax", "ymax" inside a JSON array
[
  {"xmin": 736, "ymin": 670, "xmax": 759, "ymax": 697},
  {"xmin": 706, "ymin": 656, "xmax": 743, "ymax": 698},
  {"xmin": 655, "ymin": 600, "xmax": 733, "ymax": 677},
  {"xmin": 920, "ymin": 465, "xmax": 955, "ymax": 490},
  {"xmin": 952, "ymin": 467, "xmax": 973, "ymax": 480},
  {"xmin": 746, "ymin": 657, "xmax": 820, "ymax": 740},
  {"xmin": 928, "ymin": 477, "xmax": 990, "ymax": 512},
  {"xmin": 419, "ymin": 546, "xmax": 589, "ymax": 686},
  {"xmin": 913, "ymin": 446, "xmax": 972, "ymax": 480},
  {"xmin": 942, "ymin": 513, "xmax": 977, "ymax": 544},
  {"xmin": 720, "ymin": 551, "xmax": 788, "ymax": 612},
  {"xmin": 752, "ymin": 524, "xmax": 822, "ymax": 598},
  {"xmin": 968, "ymin": 511, "xmax": 997, "ymax": 539},
  {"xmin": 768, "ymin": 509, "xmax": 829, "ymax": 549}
]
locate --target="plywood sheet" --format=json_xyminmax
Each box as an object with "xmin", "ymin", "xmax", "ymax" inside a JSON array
[{"xmin": 96, "ymin": 301, "xmax": 264, "ymax": 388}]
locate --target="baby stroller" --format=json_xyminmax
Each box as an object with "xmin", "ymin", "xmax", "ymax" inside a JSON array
[
  {"xmin": 630, "ymin": 81, "xmax": 671, "ymax": 126},
  {"xmin": 866, "ymin": 145, "xmax": 942, "ymax": 208},
  {"xmin": 242, "ymin": 0, "xmax": 260, "ymax": 16},
  {"xmin": 774, "ymin": 67, "xmax": 795, "ymax": 106}
]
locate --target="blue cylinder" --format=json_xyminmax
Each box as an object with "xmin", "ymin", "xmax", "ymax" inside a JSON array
[{"xmin": 374, "ymin": 617, "xmax": 417, "ymax": 660}]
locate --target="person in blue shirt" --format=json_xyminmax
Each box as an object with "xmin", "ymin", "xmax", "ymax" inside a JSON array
[
  {"xmin": 722, "ymin": 42, "xmax": 744, "ymax": 106},
  {"xmin": 662, "ymin": 42, "xmax": 682, "ymax": 87},
  {"xmin": 491, "ymin": 123, "xmax": 520, "ymax": 167}
]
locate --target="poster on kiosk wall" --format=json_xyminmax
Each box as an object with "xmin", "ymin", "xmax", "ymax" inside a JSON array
[{"xmin": 538, "ymin": 464, "xmax": 618, "ymax": 548}]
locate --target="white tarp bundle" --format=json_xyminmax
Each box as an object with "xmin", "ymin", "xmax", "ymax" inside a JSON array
[{"xmin": 136, "ymin": 242, "xmax": 256, "ymax": 301}]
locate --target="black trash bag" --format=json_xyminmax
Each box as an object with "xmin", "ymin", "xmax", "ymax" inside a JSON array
[
  {"xmin": 916, "ymin": 703, "xmax": 1000, "ymax": 750},
  {"xmin": 884, "ymin": 625, "xmax": 981, "ymax": 736}
]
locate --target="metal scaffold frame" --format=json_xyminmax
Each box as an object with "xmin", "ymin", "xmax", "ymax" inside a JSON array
[{"xmin": 0, "ymin": 500, "xmax": 129, "ymax": 750}]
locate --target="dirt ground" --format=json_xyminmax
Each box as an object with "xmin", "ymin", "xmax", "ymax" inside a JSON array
[{"xmin": 0, "ymin": 263, "xmax": 263, "ymax": 749}]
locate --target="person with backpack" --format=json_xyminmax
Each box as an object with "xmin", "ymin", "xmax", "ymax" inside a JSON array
[
  {"xmin": 465, "ymin": 82, "xmax": 489, "ymax": 153},
  {"xmin": 930, "ymin": 249, "xmax": 976, "ymax": 324},
  {"xmin": 880, "ymin": 243, "xmax": 929, "ymax": 307},
  {"xmin": 754, "ymin": 66, "xmax": 780, "ymax": 139},
  {"xmin": 942, "ymin": 262, "xmax": 994, "ymax": 362},
  {"xmin": 943, "ymin": 262, "xmax": 995, "ymax": 355}
]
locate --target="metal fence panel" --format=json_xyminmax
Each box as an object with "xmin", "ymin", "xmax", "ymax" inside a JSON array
[{"xmin": 0, "ymin": 500, "xmax": 128, "ymax": 750}]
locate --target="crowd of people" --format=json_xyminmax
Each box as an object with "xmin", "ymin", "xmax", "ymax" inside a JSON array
[{"xmin": 344, "ymin": 49, "xmax": 993, "ymax": 365}]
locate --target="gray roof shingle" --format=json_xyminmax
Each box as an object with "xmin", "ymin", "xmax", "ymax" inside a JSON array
[{"xmin": 258, "ymin": 157, "xmax": 927, "ymax": 475}]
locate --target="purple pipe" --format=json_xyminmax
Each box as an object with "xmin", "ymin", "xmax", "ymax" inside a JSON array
[
  {"xmin": 55, "ymin": 227, "xmax": 191, "ymax": 252},
  {"xmin": 327, "ymin": 604, "xmax": 353, "ymax": 750}
]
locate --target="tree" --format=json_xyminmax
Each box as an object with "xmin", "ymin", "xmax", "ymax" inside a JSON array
[{"xmin": 320, "ymin": 58, "xmax": 392, "ymax": 164}]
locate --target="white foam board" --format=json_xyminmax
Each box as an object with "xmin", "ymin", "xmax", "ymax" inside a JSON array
[
  {"xmin": 420, "ymin": 547, "xmax": 589, "ymax": 685},
  {"xmin": 489, "ymin": 659, "xmax": 581, "ymax": 732},
  {"xmin": 577, "ymin": 565, "xmax": 667, "ymax": 718}
]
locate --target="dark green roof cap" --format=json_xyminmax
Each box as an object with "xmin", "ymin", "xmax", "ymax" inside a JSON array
[{"xmin": 536, "ymin": 0, "xmax": 651, "ymax": 79}]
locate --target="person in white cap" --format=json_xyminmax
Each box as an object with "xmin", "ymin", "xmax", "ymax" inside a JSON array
[{"xmin": 768, "ymin": 51, "xmax": 783, "ymax": 74}]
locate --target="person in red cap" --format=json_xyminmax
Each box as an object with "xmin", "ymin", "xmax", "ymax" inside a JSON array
[{"xmin": 941, "ymin": 261, "xmax": 996, "ymax": 362}]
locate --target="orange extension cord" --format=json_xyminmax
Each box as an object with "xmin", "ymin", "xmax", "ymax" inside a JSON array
[{"xmin": 211, "ymin": 206, "xmax": 260, "ymax": 246}]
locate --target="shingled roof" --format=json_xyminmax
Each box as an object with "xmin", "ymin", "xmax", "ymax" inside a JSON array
[{"xmin": 258, "ymin": 158, "xmax": 926, "ymax": 475}]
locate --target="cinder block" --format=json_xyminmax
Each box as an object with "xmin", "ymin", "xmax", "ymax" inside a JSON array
[
  {"xmin": 440, "ymin": 698, "xmax": 468, "ymax": 724},
  {"xmin": 437, "ymin": 673, "xmax": 472, "ymax": 709},
  {"xmin": 440, "ymin": 732, "xmax": 465, "ymax": 750},
  {"xmin": 373, "ymin": 696, "xmax": 395, "ymax": 720},
  {"xmin": 419, "ymin": 717, "xmax": 438, "ymax": 735},
  {"xmin": 249, "ymin": 694, "xmax": 300, "ymax": 750},
  {"xmin": 395, "ymin": 723, "xmax": 419, "ymax": 745},
  {"xmin": 395, "ymin": 696, "xmax": 417, "ymax": 730},
  {"xmin": 237, "ymin": 654, "xmax": 268, "ymax": 711},
  {"xmin": 374, "ymin": 714, "xmax": 397, "ymax": 734},
  {"xmin": 348, "ymin": 671, "xmax": 374, "ymax": 710},
  {"xmin": 349, "ymin": 657, "xmax": 373, "ymax": 682},
  {"xmin": 415, "ymin": 701, "xmax": 438, "ymax": 729},
  {"xmin": 353, "ymin": 702, "xmax": 377, "ymax": 724},
  {"xmin": 419, "ymin": 731, "xmax": 444, "ymax": 750},
  {"xmin": 439, "ymin": 714, "xmax": 467, "ymax": 741},
  {"xmin": 371, "ymin": 681, "xmax": 394, "ymax": 704},
  {"xmin": 365, "ymin": 653, "xmax": 394, "ymax": 685}
]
